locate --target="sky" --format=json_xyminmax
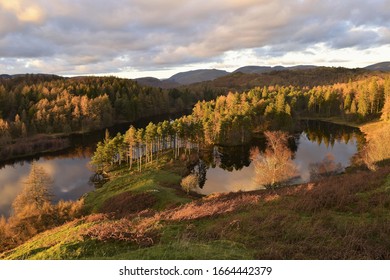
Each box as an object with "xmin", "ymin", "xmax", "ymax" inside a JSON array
[{"xmin": 0, "ymin": 0, "xmax": 389, "ymax": 79}]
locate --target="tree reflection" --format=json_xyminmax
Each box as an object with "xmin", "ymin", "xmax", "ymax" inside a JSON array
[
  {"xmin": 301, "ymin": 119, "xmax": 361, "ymax": 149},
  {"xmin": 309, "ymin": 153, "xmax": 343, "ymax": 181},
  {"xmin": 250, "ymin": 131, "xmax": 298, "ymax": 189}
]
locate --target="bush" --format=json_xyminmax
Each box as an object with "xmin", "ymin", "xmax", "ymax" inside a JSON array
[{"xmin": 180, "ymin": 174, "xmax": 198, "ymax": 194}]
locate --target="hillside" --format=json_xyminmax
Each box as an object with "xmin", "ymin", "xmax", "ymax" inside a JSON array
[
  {"xmin": 1, "ymin": 154, "xmax": 390, "ymax": 260},
  {"xmin": 134, "ymin": 77, "xmax": 181, "ymax": 88},
  {"xmin": 365, "ymin": 62, "xmax": 390, "ymax": 72},
  {"xmin": 167, "ymin": 69, "xmax": 230, "ymax": 85}
]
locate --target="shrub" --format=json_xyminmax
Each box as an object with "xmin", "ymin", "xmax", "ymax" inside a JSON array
[{"xmin": 180, "ymin": 174, "xmax": 198, "ymax": 194}]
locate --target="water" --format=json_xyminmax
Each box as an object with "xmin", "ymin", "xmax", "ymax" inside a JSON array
[
  {"xmin": 0, "ymin": 112, "xmax": 187, "ymax": 217},
  {"xmin": 196, "ymin": 120, "xmax": 362, "ymax": 194},
  {"xmin": 0, "ymin": 119, "xmax": 362, "ymax": 216}
]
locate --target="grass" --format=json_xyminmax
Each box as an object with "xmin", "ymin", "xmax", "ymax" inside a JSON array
[{"xmin": 83, "ymin": 157, "xmax": 191, "ymax": 214}]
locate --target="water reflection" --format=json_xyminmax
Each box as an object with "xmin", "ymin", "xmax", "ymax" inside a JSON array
[
  {"xmin": 196, "ymin": 121, "xmax": 361, "ymax": 195},
  {"xmin": 0, "ymin": 148, "xmax": 94, "ymax": 217},
  {"xmin": 0, "ymin": 111, "xmax": 188, "ymax": 217}
]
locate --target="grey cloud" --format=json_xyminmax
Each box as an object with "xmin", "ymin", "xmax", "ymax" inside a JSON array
[{"xmin": 1, "ymin": 0, "xmax": 390, "ymax": 75}]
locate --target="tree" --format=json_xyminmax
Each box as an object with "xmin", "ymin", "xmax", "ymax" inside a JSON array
[
  {"xmin": 12, "ymin": 163, "xmax": 53, "ymax": 216},
  {"xmin": 250, "ymin": 131, "xmax": 297, "ymax": 188},
  {"xmin": 357, "ymin": 92, "xmax": 369, "ymax": 118},
  {"xmin": 145, "ymin": 122, "xmax": 157, "ymax": 163},
  {"xmin": 124, "ymin": 125, "xmax": 137, "ymax": 170}
]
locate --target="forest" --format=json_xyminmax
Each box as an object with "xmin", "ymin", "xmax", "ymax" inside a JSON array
[{"xmin": 0, "ymin": 74, "xmax": 223, "ymax": 160}]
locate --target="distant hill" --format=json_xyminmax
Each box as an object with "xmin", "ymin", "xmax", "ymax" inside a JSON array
[
  {"xmin": 233, "ymin": 66, "xmax": 275, "ymax": 74},
  {"xmin": 167, "ymin": 69, "xmax": 229, "ymax": 85},
  {"xmin": 233, "ymin": 65, "xmax": 317, "ymax": 74},
  {"xmin": 0, "ymin": 74, "xmax": 12, "ymax": 79},
  {"xmin": 365, "ymin": 62, "xmax": 390, "ymax": 71},
  {"xmin": 135, "ymin": 77, "xmax": 180, "ymax": 89}
]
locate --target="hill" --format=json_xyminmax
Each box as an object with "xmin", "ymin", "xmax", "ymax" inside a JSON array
[
  {"xmin": 167, "ymin": 69, "xmax": 229, "ymax": 85},
  {"xmin": 134, "ymin": 77, "xmax": 180, "ymax": 88},
  {"xmin": 365, "ymin": 62, "xmax": 390, "ymax": 71}
]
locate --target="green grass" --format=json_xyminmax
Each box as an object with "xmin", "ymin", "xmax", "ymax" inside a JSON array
[
  {"xmin": 1, "ymin": 220, "xmax": 93, "ymax": 260},
  {"xmin": 83, "ymin": 158, "xmax": 191, "ymax": 213},
  {"xmin": 111, "ymin": 240, "xmax": 252, "ymax": 260}
]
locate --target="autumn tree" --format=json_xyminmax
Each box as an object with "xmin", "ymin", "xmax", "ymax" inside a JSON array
[
  {"xmin": 12, "ymin": 163, "xmax": 53, "ymax": 216},
  {"xmin": 250, "ymin": 131, "xmax": 297, "ymax": 189}
]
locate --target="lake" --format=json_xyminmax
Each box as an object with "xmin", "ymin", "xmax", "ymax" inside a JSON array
[{"xmin": 0, "ymin": 120, "xmax": 362, "ymax": 217}]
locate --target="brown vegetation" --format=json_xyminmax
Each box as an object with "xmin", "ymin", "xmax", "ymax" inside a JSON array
[
  {"xmin": 100, "ymin": 192, "xmax": 157, "ymax": 218},
  {"xmin": 159, "ymin": 192, "xmax": 260, "ymax": 221},
  {"xmin": 83, "ymin": 218, "xmax": 159, "ymax": 247},
  {"xmin": 181, "ymin": 166, "xmax": 390, "ymax": 259}
]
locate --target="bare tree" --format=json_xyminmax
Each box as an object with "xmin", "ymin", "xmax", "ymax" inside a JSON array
[{"xmin": 251, "ymin": 131, "xmax": 297, "ymax": 189}]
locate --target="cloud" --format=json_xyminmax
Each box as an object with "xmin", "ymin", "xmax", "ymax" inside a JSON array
[{"xmin": 0, "ymin": 0, "xmax": 389, "ymax": 76}]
